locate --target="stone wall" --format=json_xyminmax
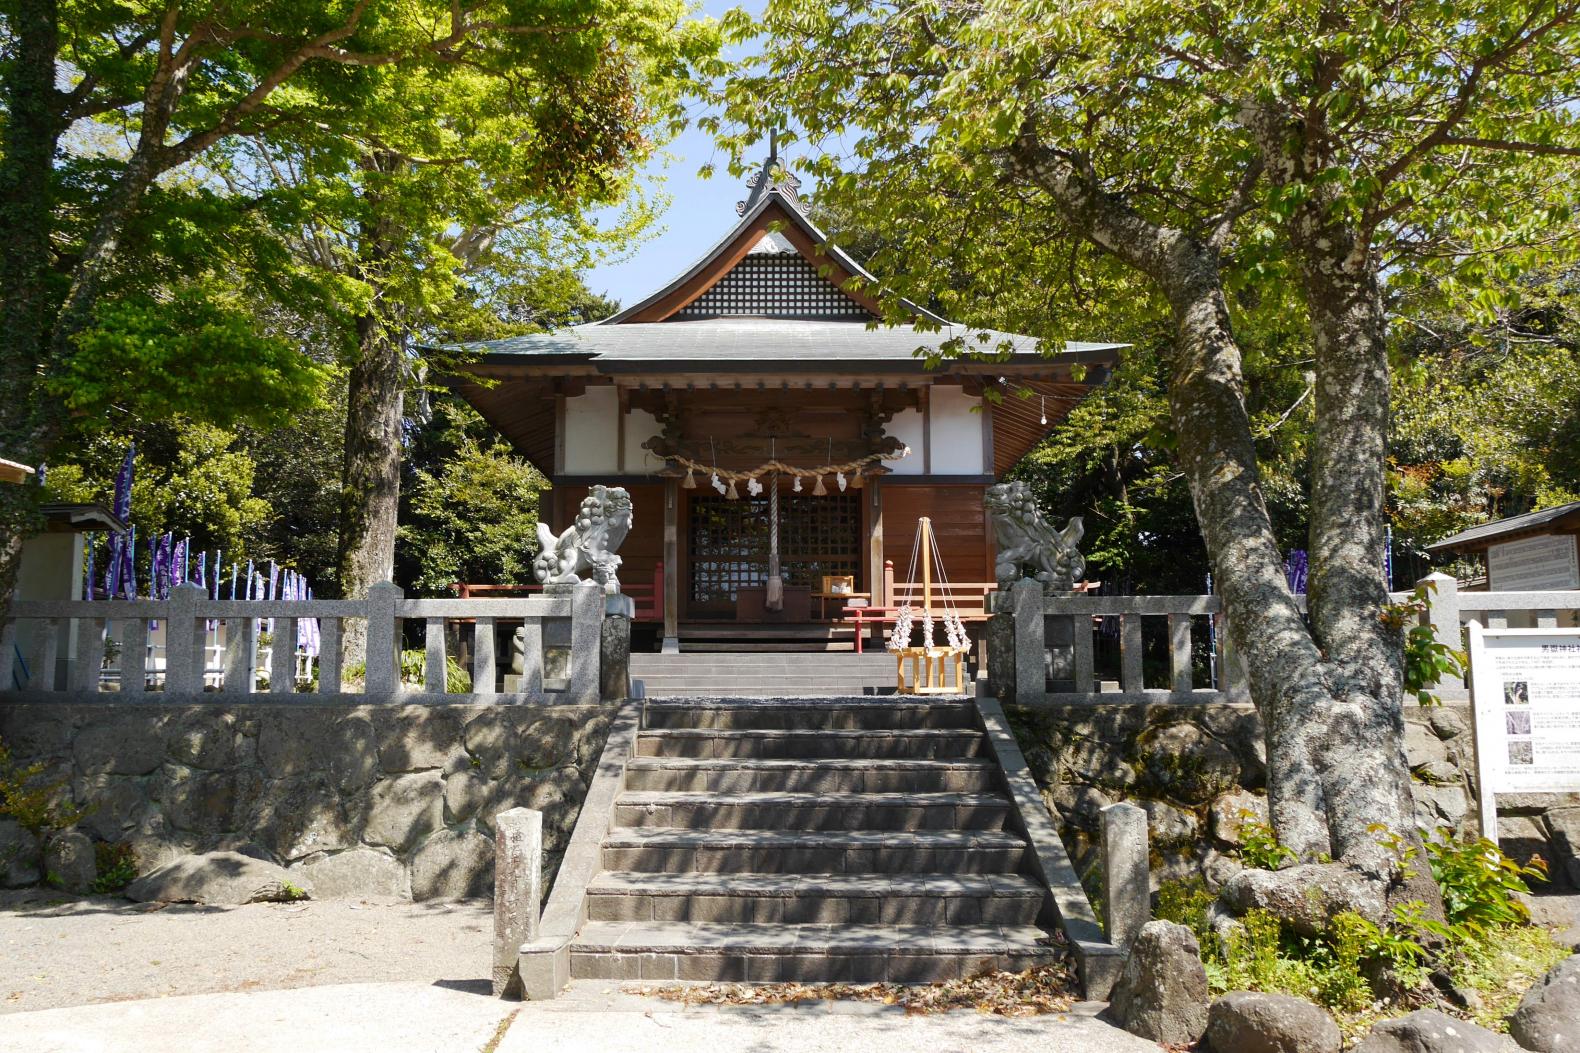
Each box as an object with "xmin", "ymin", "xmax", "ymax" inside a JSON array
[
  {"xmin": 0, "ymin": 701, "xmax": 610, "ymax": 900},
  {"xmin": 1008, "ymin": 702, "xmax": 1580, "ymax": 896}
]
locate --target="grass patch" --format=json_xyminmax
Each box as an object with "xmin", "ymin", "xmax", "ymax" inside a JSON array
[{"xmin": 1453, "ymin": 922, "xmax": 1571, "ymax": 1031}]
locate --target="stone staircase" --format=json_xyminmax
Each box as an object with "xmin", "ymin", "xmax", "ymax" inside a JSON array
[
  {"xmin": 630, "ymin": 652, "xmax": 899, "ymax": 698},
  {"xmin": 567, "ymin": 697, "xmax": 1061, "ymax": 983}
]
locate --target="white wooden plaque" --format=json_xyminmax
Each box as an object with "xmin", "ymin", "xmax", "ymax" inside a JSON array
[{"xmin": 1467, "ymin": 622, "xmax": 1580, "ymax": 840}]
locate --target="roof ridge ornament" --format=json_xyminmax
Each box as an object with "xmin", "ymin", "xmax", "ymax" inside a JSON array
[{"xmin": 736, "ymin": 130, "xmax": 810, "ymax": 217}]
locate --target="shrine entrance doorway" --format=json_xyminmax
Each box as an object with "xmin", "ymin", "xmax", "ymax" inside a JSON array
[{"xmin": 683, "ymin": 488, "xmax": 862, "ymax": 621}]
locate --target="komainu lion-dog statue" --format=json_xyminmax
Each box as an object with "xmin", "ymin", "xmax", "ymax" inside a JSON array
[
  {"xmin": 533, "ymin": 484, "xmax": 633, "ymax": 594},
  {"xmin": 984, "ymin": 481, "xmax": 1085, "ymax": 592}
]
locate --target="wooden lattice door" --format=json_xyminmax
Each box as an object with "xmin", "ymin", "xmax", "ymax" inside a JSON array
[{"xmin": 685, "ymin": 491, "xmax": 861, "ymax": 617}]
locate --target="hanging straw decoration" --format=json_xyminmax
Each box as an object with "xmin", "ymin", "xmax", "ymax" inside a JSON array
[
  {"xmin": 725, "ymin": 478, "xmax": 740, "ymax": 500},
  {"xmin": 666, "ymin": 437, "xmax": 909, "ymax": 497}
]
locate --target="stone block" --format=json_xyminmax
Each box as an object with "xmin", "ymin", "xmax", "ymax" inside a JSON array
[
  {"xmin": 295, "ymin": 847, "xmax": 408, "ymax": 900},
  {"xmin": 444, "ymin": 770, "xmax": 490, "ymax": 825},
  {"xmin": 166, "ymin": 712, "xmax": 235, "ymax": 770},
  {"xmin": 377, "ymin": 709, "xmax": 463, "ymax": 773},
  {"xmin": 1143, "ymin": 799, "xmax": 1200, "ymax": 847},
  {"xmin": 44, "ymin": 829, "xmax": 96, "ymax": 893},
  {"xmin": 1049, "ymin": 783, "xmax": 1114, "ymax": 832},
  {"xmin": 1545, "ymin": 807, "xmax": 1580, "ymax": 887},
  {"xmin": 0, "ymin": 820, "xmax": 42, "ymax": 887},
  {"xmin": 1508, "ymin": 953, "xmax": 1580, "ymax": 1053},
  {"xmin": 73, "ymin": 716, "xmax": 166, "ymax": 775},
  {"xmin": 160, "ymin": 767, "xmax": 246, "ymax": 837},
  {"xmin": 1404, "ymin": 721, "xmax": 1449, "ymax": 770},
  {"xmin": 126, "ymin": 850, "xmax": 313, "ymax": 905},
  {"xmin": 1136, "ymin": 723, "xmax": 1241, "ymax": 804},
  {"xmin": 1351, "ymin": 1009, "xmax": 1520, "ymax": 1053},
  {"xmin": 463, "ymin": 712, "xmax": 512, "ymax": 779},
  {"xmin": 1209, "ymin": 789, "xmax": 1268, "ymax": 846},
  {"xmin": 364, "ymin": 771, "xmax": 444, "ymax": 851},
  {"xmin": 74, "ymin": 774, "xmax": 150, "ymax": 841},
  {"xmin": 256, "ymin": 709, "xmax": 341, "ymax": 778},
  {"xmin": 411, "ymin": 826, "xmax": 493, "ymax": 901},
  {"xmin": 248, "ymin": 775, "xmax": 354, "ymax": 861},
  {"xmin": 1100, "ymin": 802, "xmax": 1148, "ymax": 952},
  {"xmin": 1106, "ymin": 920, "xmax": 1209, "ymax": 1045},
  {"xmin": 330, "ymin": 714, "xmax": 379, "ymax": 794},
  {"xmin": 1418, "ymin": 784, "xmax": 1469, "ymax": 831},
  {"xmin": 1205, "ymin": 991, "xmax": 1340, "ymax": 1053},
  {"xmin": 514, "ymin": 716, "xmax": 578, "ymax": 772},
  {"xmin": 493, "ymin": 808, "xmax": 543, "ymax": 997}
]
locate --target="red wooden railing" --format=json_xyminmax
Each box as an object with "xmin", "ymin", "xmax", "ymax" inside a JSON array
[{"xmin": 452, "ymin": 562, "xmax": 664, "ymax": 623}]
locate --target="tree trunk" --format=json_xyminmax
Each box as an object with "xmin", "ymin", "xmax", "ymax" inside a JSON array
[
  {"xmin": 334, "ymin": 156, "xmax": 407, "ymax": 668},
  {"xmin": 0, "ymin": 0, "xmax": 64, "ymax": 613},
  {"xmin": 1007, "ymin": 136, "xmax": 1434, "ymax": 905}
]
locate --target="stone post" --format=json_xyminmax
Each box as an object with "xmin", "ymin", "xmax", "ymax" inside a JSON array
[
  {"xmin": 492, "ymin": 807, "xmax": 543, "ymax": 998},
  {"xmin": 1417, "ymin": 572, "xmax": 1461, "ymax": 689},
  {"xmin": 986, "ymin": 595, "xmax": 1015, "ymax": 701},
  {"xmin": 1011, "ymin": 578, "xmax": 1045, "ymax": 704},
  {"xmin": 601, "ymin": 594, "xmax": 633, "ymax": 702},
  {"xmin": 1100, "ymin": 801, "xmax": 1149, "ymax": 952},
  {"xmin": 164, "ymin": 584, "xmax": 205, "ymax": 696},
  {"xmin": 364, "ymin": 582, "xmax": 402, "ymax": 697}
]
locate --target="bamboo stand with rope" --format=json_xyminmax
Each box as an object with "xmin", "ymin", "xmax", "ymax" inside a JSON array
[{"xmin": 889, "ymin": 517, "xmax": 969, "ymax": 695}]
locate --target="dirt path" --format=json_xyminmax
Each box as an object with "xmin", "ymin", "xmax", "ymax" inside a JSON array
[{"xmin": 0, "ymin": 890, "xmax": 490, "ymax": 1016}]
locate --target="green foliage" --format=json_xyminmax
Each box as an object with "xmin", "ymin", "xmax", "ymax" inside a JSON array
[
  {"xmin": 397, "ymin": 650, "xmax": 473, "ymax": 694},
  {"xmin": 1154, "ymin": 876, "xmax": 1215, "ymax": 935},
  {"xmin": 1236, "ymin": 817, "xmax": 1299, "ymax": 871},
  {"xmin": 91, "ymin": 842, "xmax": 139, "ymax": 894},
  {"xmin": 0, "ymin": 736, "xmax": 85, "ymax": 836},
  {"xmin": 397, "ymin": 396, "xmax": 551, "ymax": 594},
  {"xmin": 278, "ymin": 880, "xmax": 309, "ymax": 902},
  {"xmin": 1449, "ymin": 922, "xmax": 1572, "ymax": 1031},
  {"xmin": 1425, "ymin": 835, "xmax": 1547, "ymax": 933}
]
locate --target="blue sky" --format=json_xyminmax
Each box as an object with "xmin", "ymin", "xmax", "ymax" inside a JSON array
[{"xmin": 584, "ymin": 0, "xmax": 766, "ymax": 309}]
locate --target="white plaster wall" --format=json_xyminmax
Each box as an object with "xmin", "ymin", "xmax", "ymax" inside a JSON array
[
  {"xmin": 623, "ymin": 408, "xmax": 661, "ymax": 474},
  {"xmin": 886, "ymin": 407, "xmax": 925, "ymax": 475},
  {"xmin": 562, "ymin": 387, "xmax": 620, "ymax": 475},
  {"xmin": 929, "ymin": 385, "xmax": 984, "ymax": 475}
]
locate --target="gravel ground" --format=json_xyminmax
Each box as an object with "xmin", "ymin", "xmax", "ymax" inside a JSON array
[{"xmin": 0, "ymin": 890, "xmax": 491, "ymax": 1016}]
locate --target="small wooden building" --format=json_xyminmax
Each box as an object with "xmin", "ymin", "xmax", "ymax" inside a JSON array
[
  {"xmin": 450, "ymin": 154, "xmax": 1121, "ymax": 650},
  {"xmin": 1429, "ymin": 500, "xmax": 1580, "ymax": 596}
]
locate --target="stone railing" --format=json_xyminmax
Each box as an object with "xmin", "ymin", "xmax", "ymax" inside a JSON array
[
  {"xmin": 1, "ymin": 580, "xmax": 610, "ymax": 704},
  {"xmin": 987, "ymin": 571, "xmax": 1580, "ymax": 706}
]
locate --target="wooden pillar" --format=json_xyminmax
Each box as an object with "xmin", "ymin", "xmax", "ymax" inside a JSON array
[
  {"xmin": 662, "ymin": 478, "xmax": 679, "ymax": 653},
  {"xmin": 867, "ymin": 477, "xmax": 884, "ymax": 605}
]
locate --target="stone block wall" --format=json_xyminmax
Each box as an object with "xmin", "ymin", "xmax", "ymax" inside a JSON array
[
  {"xmin": 1008, "ymin": 702, "xmax": 1580, "ymax": 896},
  {"xmin": 0, "ymin": 701, "xmax": 610, "ymax": 901}
]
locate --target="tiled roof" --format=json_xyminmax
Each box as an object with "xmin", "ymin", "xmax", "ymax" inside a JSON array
[
  {"xmin": 1427, "ymin": 500, "xmax": 1580, "ymax": 552},
  {"xmin": 448, "ymin": 318, "xmax": 1122, "ymax": 371}
]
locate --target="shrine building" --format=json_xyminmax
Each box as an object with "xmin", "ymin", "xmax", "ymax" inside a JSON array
[{"xmin": 448, "ymin": 152, "xmax": 1122, "ymax": 652}]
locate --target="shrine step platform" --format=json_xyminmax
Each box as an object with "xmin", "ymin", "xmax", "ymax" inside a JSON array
[
  {"xmin": 566, "ymin": 696, "xmax": 1063, "ymax": 985},
  {"xmin": 631, "ymin": 651, "xmax": 905, "ymax": 698}
]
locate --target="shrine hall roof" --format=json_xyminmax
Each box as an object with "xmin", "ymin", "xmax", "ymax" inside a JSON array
[{"xmin": 449, "ymin": 318, "xmax": 1123, "ymax": 373}]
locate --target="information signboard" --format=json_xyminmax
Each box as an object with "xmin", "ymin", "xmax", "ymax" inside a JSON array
[
  {"xmin": 1486, "ymin": 534, "xmax": 1580, "ymax": 592},
  {"xmin": 1467, "ymin": 622, "xmax": 1580, "ymax": 839}
]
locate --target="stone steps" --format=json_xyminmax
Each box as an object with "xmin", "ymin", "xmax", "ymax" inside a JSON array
[
  {"xmin": 612, "ymin": 790, "xmax": 1009, "ymax": 831},
  {"xmin": 585, "ymin": 872, "xmax": 1043, "ymax": 925},
  {"xmin": 569, "ymin": 921, "xmax": 1060, "ymax": 983},
  {"xmin": 631, "ymin": 654, "xmax": 899, "ymax": 697},
  {"xmin": 567, "ymin": 696, "xmax": 1056, "ymax": 984},
  {"xmin": 641, "ymin": 699, "xmax": 976, "ymax": 730},
  {"xmin": 635, "ymin": 727, "xmax": 985, "ymax": 759},
  {"xmin": 622, "ymin": 757, "xmax": 998, "ymax": 793},
  {"xmin": 598, "ymin": 827, "xmax": 1030, "ymax": 874}
]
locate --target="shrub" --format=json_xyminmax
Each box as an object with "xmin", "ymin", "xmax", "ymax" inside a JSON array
[
  {"xmin": 91, "ymin": 842, "xmax": 139, "ymax": 894},
  {"xmin": 344, "ymin": 650, "xmax": 473, "ymax": 693},
  {"xmin": 1425, "ymin": 835, "xmax": 1546, "ymax": 932},
  {"xmin": 1236, "ymin": 816, "xmax": 1298, "ymax": 870},
  {"xmin": 0, "ymin": 736, "xmax": 85, "ymax": 835}
]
